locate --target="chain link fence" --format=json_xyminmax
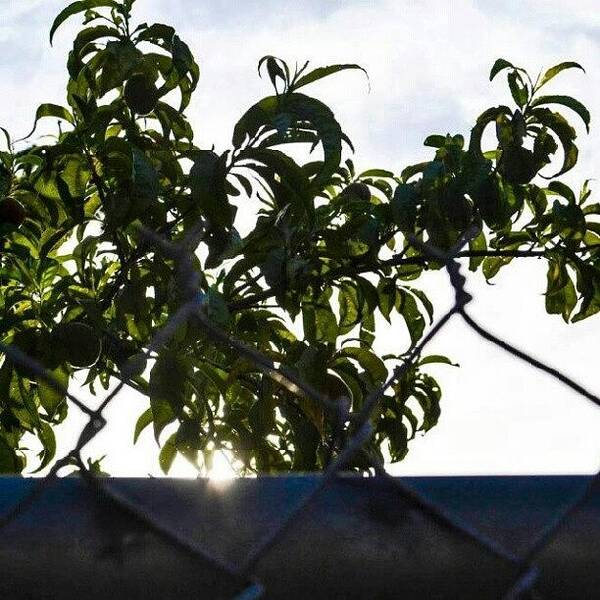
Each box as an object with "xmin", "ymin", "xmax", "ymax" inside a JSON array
[{"xmin": 1, "ymin": 224, "xmax": 599, "ymax": 599}]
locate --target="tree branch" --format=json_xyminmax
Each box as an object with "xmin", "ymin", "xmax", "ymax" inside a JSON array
[{"xmin": 227, "ymin": 244, "xmax": 600, "ymax": 311}]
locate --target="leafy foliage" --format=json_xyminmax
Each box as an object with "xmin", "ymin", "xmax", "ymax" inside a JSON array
[{"xmin": 0, "ymin": 2, "xmax": 597, "ymax": 475}]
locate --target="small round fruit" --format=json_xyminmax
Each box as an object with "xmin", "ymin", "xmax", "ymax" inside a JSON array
[
  {"xmin": 121, "ymin": 353, "xmax": 147, "ymax": 378},
  {"xmin": 52, "ymin": 322, "xmax": 101, "ymax": 368},
  {"xmin": 104, "ymin": 335, "xmax": 136, "ymax": 366},
  {"xmin": 471, "ymin": 175, "xmax": 508, "ymax": 230},
  {"xmin": 10, "ymin": 329, "xmax": 43, "ymax": 377},
  {"xmin": 342, "ymin": 182, "xmax": 371, "ymax": 202},
  {"xmin": 324, "ymin": 374, "xmax": 352, "ymax": 402},
  {"xmin": 0, "ymin": 197, "xmax": 26, "ymax": 226},
  {"xmin": 439, "ymin": 191, "xmax": 472, "ymax": 229},
  {"xmin": 553, "ymin": 202, "xmax": 586, "ymax": 242},
  {"xmin": 124, "ymin": 73, "xmax": 159, "ymax": 116},
  {"xmin": 499, "ymin": 145, "xmax": 538, "ymax": 185}
]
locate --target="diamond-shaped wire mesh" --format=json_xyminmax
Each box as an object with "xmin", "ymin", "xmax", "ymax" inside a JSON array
[{"xmin": 1, "ymin": 223, "xmax": 598, "ymax": 599}]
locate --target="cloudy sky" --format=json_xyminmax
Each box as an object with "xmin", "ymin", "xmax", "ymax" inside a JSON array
[{"xmin": 2, "ymin": 0, "xmax": 600, "ymax": 476}]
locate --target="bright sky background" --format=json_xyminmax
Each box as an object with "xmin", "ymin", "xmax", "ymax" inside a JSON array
[{"xmin": 2, "ymin": 0, "xmax": 600, "ymax": 477}]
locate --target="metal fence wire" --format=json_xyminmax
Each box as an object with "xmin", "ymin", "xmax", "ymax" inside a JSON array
[{"xmin": 1, "ymin": 222, "xmax": 599, "ymax": 599}]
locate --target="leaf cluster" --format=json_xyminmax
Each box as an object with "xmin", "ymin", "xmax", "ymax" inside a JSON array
[{"xmin": 0, "ymin": 3, "xmax": 596, "ymax": 474}]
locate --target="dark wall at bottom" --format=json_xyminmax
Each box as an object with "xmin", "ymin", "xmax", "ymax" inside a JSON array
[{"xmin": 0, "ymin": 475, "xmax": 598, "ymax": 599}]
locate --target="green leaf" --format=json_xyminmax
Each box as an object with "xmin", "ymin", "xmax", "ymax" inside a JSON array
[
  {"xmin": 149, "ymin": 351, "xmax": 190, "ymax": 441},
  {"xmin": 396, "ymin": 289, "xmax": 426, "ymax": 346},
  {"xmin": 258, "ymin": 128, "xmax": 319, "ymax": 149},
  {"xmin": 60, "ymin": 155, "xmax": 91, "ymax": 200},
  {"xmin": 237, "ymin": 147, "xmax": 311, "ymax": 206},
  {"xmin": 258, "ymin": 56, "xmax": 287, "ymax": 90},
  {"xmin": 282, "ymin": 400, "xmax": 320, "ymax": 471},
  {"xmin": 402, "ymin": 404, "xmax": 419, "ymax": 441},
  {"xmin": 249, "ymin": 377, "xmax": 276, "ymax": 438},
  {"xmin": 159, "ymin": 432, "xmax": 178, "ymax": 474},
  {"xmin": 400, "ymin": 161, "xmax": 429, "ymax": 182},
  {"xmin": 468, "ymin": 230, "xmax": 487, "ymax": 272},
  {"xmin": 537, "ymin": 61, "xmax": 585, "ymax": 90},
  {"xmin": 533, "ymin": 127, "xmax": 559, "ymax": 168},
  {"xmin": 338, "ymin": 282, "xmax": 360, "ymax": 332},
  {"xmin": 132, "ymin": 149, "xmax": 159, "ymax": 202},
  {"xmin": 303, "ymin": 297, "xmax": 338, "ymax": 343},
  {"xmin": 0, "ymin": 163, "xmax": 11, "ymax": 197},
  {"xmin": 468, "ymin": 106, "xmax": 512, "ymax": 159},
  {"xmin": 37, "ymin": 366, "xmax": 69, "ymax": 419},
  {"xmin": 358, "ymin": 169, "xmax": 394, "ymax": 178},
  {"xmin": 489, "ymin": 58, "xmax": 514, "ymax": 81},
  {"xmin": 0, "ymin": 437, "xmax": 22, "ymax": 474},
  {"xmin": 292, "ymin": 63, "xmax": 368, "ymax": 92},
  {"xmin": 232, "ymin": 96, "xmax": 279, "ymax": 148},
  {"xmin": 97, "ymin": 40, "xmax": 142, "ymax": 95},
  {"xmin": 579, "ymin": 179, "xmax": 593, "ymax": 206},
  {"xmin": 423, "ymin": 135, "xmax": 447, "ymax": 148},
  {"xmin": 0, "ymin": 127, "xmax": 11, "ymax": 149},
  {"xmin": 172, "ymin": 34, "xmax": 199, "ymax": 89},
  {"xmin": 418, "ymin": 355, "xmax": 458, "ymax": 367},
  {"xmin": 133, "ymin": 407, "xmax": 153, "ymax": 444},
  {"xmin": 204, "ymin": 288, "xmax": 231, "ymax": 326},
  {"xmin": 529, "ymin": 107, "xmax": 578, "ymax": 177},
  {"xmin": 507, "ymin": 71, "xmax": 528, "ymax": 108},
  {"xmin": 189, "ymin": 150, "xmax": 235, "ymax": 228},
  {"xmin": 572, "ymin": 262, "xmax": 600, "ymax": 322},
  {"xmin": 135, "ymin": 23, "xmax": 176, "ymax": 48},
  {"xmin": 545, "ymin": 257, "xmax": 577, "ymax": 322},
  {"xmin": 25, "ymin": 104, "xmax": 75, "ymax": 139},
  {"xmin": 284, "ymin": 93, "xmax": 344, "ymax": 186},
  {"xmin": 377, "ymin": 279, "xmax": 397, "ymax": 322},
  {"xmin": 32, "ymin": 422, "xmax": 56, "ymax": 473},
  {"xmin": 551, "ymin": 200, "xmax": 586, "ymax": 241},
  {"xmin": 383, "ymin": 417, "xmax": 409, "ymax": 462},
  {"xmin": 50, "ymin": 0, "xmax": 119, "ymax": 45},
  {"xmin": 258, "ymin": 55, "xmax": 290, "ymax": 84},
  {"xmin": 548, "ymin": 181, "xmax": 576, "ymax": 205},
  {"xmin": 69, "ymin": 25, "xmax": 121, "ymax": 77},
  {"xmin": 335, "ymin": 346, "xmax": 387, "ymax": 386},
  {"xmin": 153, "ymin": 103, "xmax": 194, "ymax": 141},
  {"xmin": 530, "ymin": 95, "xmax": 590, "ymax": 133},
  {"xmin": 414, "ymin": 374, "xmax": 441, "ymax": 431},
  {"xmin": 482, "ymin": 255, "xmax": 513, "ymax": 280},
  {"xmin": 234, "ymin": 93, "xmax": 344, "ymax": 186},
  {"xmin": 391, "ymin": 183, "xmax": 418, "ymax": 232},
  {"xmin": 407, "ymin": 287, "xmax": 434, "ymax": 323},
  {"xmin": 195, "ymin": 362, "xmax": 228, "ymax": 396}
]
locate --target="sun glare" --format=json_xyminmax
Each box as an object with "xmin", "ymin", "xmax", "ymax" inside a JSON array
[{"xmin": 208, "ymin": 451, "xmax": 236, "ymax": 481}]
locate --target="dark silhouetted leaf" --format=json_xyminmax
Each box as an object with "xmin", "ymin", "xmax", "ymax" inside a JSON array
[
  {"xmin": 292, "ymin": 63, "xmax": 368, "ymax": 91},
  {"xmin": 537, "ymin": 61, "xmax": 585, "ymax": 90},
  {"xmin": 50, "ymin": 1, "xmax": 119, "ymax": 45},
  {"xmin": 489, "ymin": 58, "xmax": 514, "ymax": 81},
  {"xmin": 530, "ymin": 95, "xmax": 590, "ymax": 133}
]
